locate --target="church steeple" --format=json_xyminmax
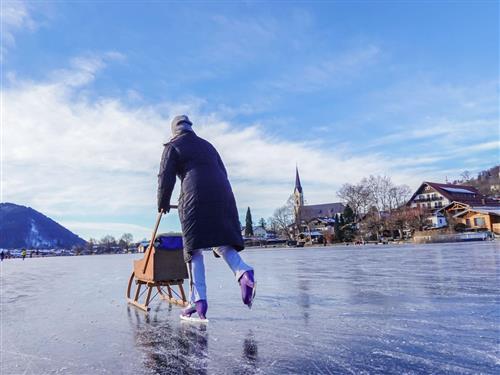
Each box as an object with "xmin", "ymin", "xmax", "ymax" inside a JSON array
[
  {"xmin": 295, "ymin": 166, "xmax": 303, "ymax": 194},
  {"xmin": 293, "ymin": 166, "xmax": 304, "ymax": 238},
  {"xmin": 294, "ymin": 166, "xmax": 304, "ymax": 208}
]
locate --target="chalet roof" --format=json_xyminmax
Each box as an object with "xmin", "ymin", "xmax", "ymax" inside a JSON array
[
  {"xmin": 299, "ymin": 202, "xmax": 345, "ymax": 222},
  {"xmin": 408, "ymin": 181, "xmax": 497, "ymax": 206},
  {"xmin": 470, "ymin": 207, "xmax": 500, "ymax": 216},
  {"xmin": 424, "ymin": 181, "xmax": 478, "ymax": 199},
  {"xmin": 454, "ymin": 206, "xmax": 500, "ymax": 217},
  {"xmin": 438, "ymin": 200, "xmax": 500, "ymax": 215}
]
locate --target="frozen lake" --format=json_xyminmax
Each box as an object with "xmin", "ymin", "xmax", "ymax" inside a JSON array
[{"xmin": 1, "ymin": 242, "xmax": 499, "ymax": 374}]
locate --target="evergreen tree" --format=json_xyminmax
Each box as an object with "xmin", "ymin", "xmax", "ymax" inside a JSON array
[
  {"xmin": 343, "ymin": 205, "xmax": 355, "ymax": 224},
  {"xmin": 339, "ymin": 213, "xmax": 345, "ymax": 227},
  {"xmin": 258, "ymin": 217, "xmax": 266, "ymax": 229},
  {"xmin": 334, "ymin": 213, "xmax": 343, "ymax": 242},
  {"xmin": 245, "ymin": 207, "xmax": 254, "ymax": 237},
  {"xmin": 342, "ymin": 205, "xmax": 356, "ymax": 241}
]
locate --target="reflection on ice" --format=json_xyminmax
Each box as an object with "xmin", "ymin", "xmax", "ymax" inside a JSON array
[
  {"xmin": 1, "ymin": 241, "xmax": 498, "ymax": 374},
  {"xmin": 128, "ymin": 306, "xmax": 209, "ymax": 374}
]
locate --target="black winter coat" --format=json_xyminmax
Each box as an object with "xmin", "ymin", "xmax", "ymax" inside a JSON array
[{"xmin": 157, "ymin": 131, "xmax": 244, "ymax": 261}]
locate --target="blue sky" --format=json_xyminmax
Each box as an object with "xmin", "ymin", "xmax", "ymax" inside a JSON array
[{"xmin": 2, "ymin": 1, "xmax": 498, "ymax": 241}]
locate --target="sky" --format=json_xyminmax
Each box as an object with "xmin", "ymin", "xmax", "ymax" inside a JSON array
[{"xmin": 1, "ymin": 1, "xmax": 498, "ymax": 241}]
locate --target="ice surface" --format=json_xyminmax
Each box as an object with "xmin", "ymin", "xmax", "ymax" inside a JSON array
[{"xmin": 1, "ymin": 242, "xmax": 499, "ymax": 374}]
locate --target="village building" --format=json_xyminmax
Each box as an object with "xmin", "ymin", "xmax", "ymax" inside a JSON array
[
  {"xmin": 438, "ymin": 202, "xmax": 500, "ymax": 234},
  {"xmin": 137, "ymin": 240, "xmax": 150, "ymax": 253},
  {"xmin": 293, "ymin": 167, "xmax": 345, "ymax": 240},
  {"xmin": 241, "ymin": 226, "xmax": 268, "ymax": 239},
  {"xmin": 408, "ymin": 181, "xmax": 500, "ymax": 231}
]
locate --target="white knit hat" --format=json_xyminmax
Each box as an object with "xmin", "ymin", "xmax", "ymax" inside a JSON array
[{"xmin": 171, "ymin": 115, "xmax": 193, "ymax": 137}]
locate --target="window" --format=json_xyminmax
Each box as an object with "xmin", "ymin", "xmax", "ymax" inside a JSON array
[
  {"xmin": 474, "ymin": 217, "xmax": 486, "ymax": 227},
  {"xmin": 466, "ymin": 219, "xmax": 470, "ymax": 226}
]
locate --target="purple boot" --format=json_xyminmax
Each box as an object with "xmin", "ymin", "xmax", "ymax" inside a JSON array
[
  {"xmin": 239, "ymin": 270, "xmax": 256, "ymax": 308},
  {"xmin": 181, "ymin": 300, "xmax": 208, "ymax": 321}
]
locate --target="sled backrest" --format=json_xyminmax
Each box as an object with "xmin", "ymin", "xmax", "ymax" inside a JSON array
[{"xmin": 152, "ymin": 233, "xmax": 188, "ymax": 281}]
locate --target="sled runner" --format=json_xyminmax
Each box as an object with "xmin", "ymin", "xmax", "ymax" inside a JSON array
[
  {"xmin": 180, "ymin": 314, "xmax": 209, "ymax": 323},
  {"xmin": 126, "ymin": 207, "xmax": 189, "ymax": 312}
]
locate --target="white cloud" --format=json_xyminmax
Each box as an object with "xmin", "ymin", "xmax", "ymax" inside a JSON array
[
  {"xmin": 1, "ymin": 1, "xmax": 37, "ymax": 58},
  {"xmin": 269, "ymin": 45, "xmax": 381, "ymax": 92},
  {"xmin": 461, "ymin": 141, "xmax": 499, "ymax": 153},
  {"xmin": 356, "ymin": 79, "xmax": 499, "ymax": 170},
  {"xmin": 367, "ymin": 118, "xmax": 498, "ymax": 149},
  {"xmin": 61, "ymin": 221, "xmax": 152, "ymax": 241},
  {"xmin": 49, "ymin": 52, "xmax": 125, "ymax": 88},
  {"xmin": 3, "ymin": 53, "xmax": 491, "ymax": 239}
]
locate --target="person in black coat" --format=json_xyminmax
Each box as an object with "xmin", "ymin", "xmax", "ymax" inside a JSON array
[{"xmin": 158, "ymin": 115, "xmax": 256, "ymax": 321}]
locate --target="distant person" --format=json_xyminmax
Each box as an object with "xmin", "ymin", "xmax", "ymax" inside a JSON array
[
  {"xmin": 158, "ymin": 115, "xmax": 256, "ymax": 322},
  {"xmin": 21, "ymin": 249, "xmax": 27, "ymax": 260},
  {"xmin": 30, "ymin": 251, "xmax": 33, "ymax": 258},
  {"xmin": 1, "ymin": 250, "xmax": 4, "ymax": 261}
]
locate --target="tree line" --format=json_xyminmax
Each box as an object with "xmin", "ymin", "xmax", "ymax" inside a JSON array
[
  {"xmin": 84, "ymin": 233, "xmax": 135, "ymax": 253},
  {"xmin": 267, "ymin": 174, "xmax": 430, "ymax": 242}
]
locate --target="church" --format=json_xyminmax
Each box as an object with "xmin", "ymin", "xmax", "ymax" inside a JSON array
[{"xmin": 292, "ymin": 167, "xmax": 345, "ymax": 240}]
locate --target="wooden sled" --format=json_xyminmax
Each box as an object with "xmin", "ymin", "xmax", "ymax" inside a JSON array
[{"xmin": 126, "ymin": 207, "xmax": 189, "ymax": 312}]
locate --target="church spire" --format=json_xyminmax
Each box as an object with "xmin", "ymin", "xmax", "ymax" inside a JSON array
[
  {"xmin": 293, "ymin": 166, "xmax": 304, "ymax": 238},
  {"xmin": 295, "ymin": 166, "xmax": 303, "ymax": 194}
]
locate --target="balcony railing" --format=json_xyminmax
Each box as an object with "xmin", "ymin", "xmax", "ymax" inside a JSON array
[{"xmin": 414, "ymin": 196, "xmax": 444, "ymax": 203}]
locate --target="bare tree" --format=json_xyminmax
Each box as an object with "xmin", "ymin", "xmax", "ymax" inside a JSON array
[
  {"xmin": 336, "ymin": 183, "xmax": 372, "ymax": 219},
  {"xmin": 388, "ymin": 184, "xmax": 412, "ymax": 210},
  {"xmin": 267, "ymin": 216, "xmax": 278, "ymax": 233},
  {"xmin": 404, "ymin": 206, "xmax": 431, "ymax": 232},
  {"xmin": 386, "ymin": 206, "xmax": 424, "ymax": 239},
  {"xmin": 269, "ymin": 197, "xmax": 295, "ymax": 240},
  {"xmin": 340, "ymin": 175, "xmax": 415, "ymax": 240},
  {"xmin": 358, "ymin": 206, "xmax": 383, "ymax": 241},
  {"xmin": 119, "ymin": 233, "xmax": 134, "ymax": 251},
  {"xmin": 364, "ymin": 175, "xmax": 393, "ymax": 212},
  {"xmin": 100, "ymin": 235, "xmax": 116, "ymax": 252},
  {"xmin": 87, "ymin": 238, "xmax": 97, "ymax": 252},
  {"xmin": 460, "ymin": 170, "xmax": 472, "ymax": 182}
]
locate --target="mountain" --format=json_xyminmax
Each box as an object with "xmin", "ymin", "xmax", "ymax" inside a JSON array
[{"xmin": 0, "ymin": 203, "xmax": 86, "ymax": 249}]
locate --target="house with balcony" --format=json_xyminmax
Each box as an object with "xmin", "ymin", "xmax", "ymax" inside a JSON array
[{"xmin": 408, "ymin": 181, "xmax": 500, "ymax": 229}]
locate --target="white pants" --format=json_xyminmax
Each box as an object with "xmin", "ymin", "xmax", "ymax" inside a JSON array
[{"xmin": 188, "ymin": 246, "xmax": 253, "ymax": 303}]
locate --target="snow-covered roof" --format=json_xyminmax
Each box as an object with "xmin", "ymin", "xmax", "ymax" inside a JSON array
[
  {"xmin": 454, "ymin": 206, "xmax": 500, "ymax": 217},
  {"xmin": 469, "ymin": 207, "xmax": 500, "ymax": 216},
  {"xmin": 441, "ymin": 187, "xmax": 475, "ymax": 194},
  {"xmin": 306, "ymin": 217, "xmax": 336, "ymax": 224},
  {"xmin": 300, "ymin": 231, "xmax": 323, "ymax": 236}
]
